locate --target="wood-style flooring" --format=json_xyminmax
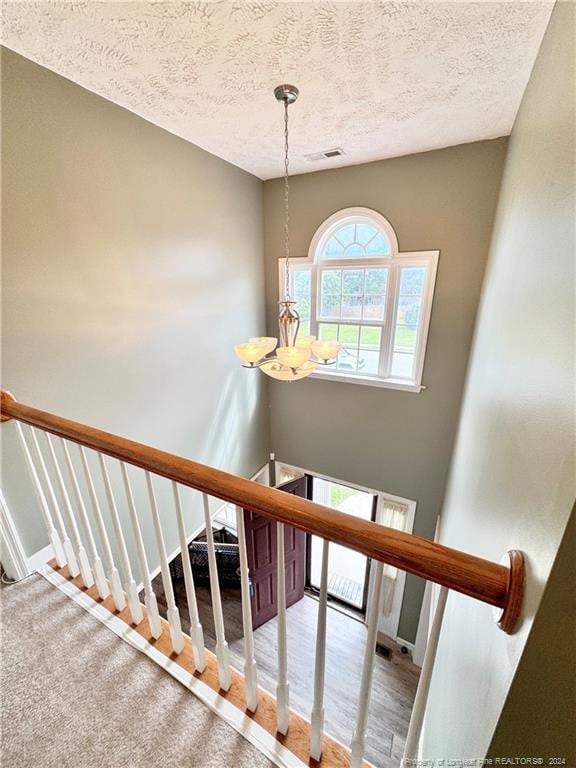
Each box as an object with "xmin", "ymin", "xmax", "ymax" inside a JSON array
[{"xmin": 150, "ymin": 557, "xmax": 419, "ymax": 768}]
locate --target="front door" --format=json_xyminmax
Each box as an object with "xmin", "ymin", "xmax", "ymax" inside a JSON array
[
  {"xmin": 306, "ymin": 478, "xmax": 377, "ymax": 614},
  {"xmin": 244, "ymin": 476, "xmax": 307, "ymax": 630}
]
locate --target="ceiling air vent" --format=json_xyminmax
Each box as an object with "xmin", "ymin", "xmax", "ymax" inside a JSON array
[{"xmin": 305, "ymin": 148, "xmax": 345, "ymax": 162}]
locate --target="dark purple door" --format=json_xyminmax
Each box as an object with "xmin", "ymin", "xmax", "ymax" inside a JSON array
[{"xmin": 244, "ymin": 476, "xmax": 307, "ymax": 630}]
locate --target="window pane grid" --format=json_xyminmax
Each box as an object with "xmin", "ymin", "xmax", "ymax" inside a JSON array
[
  {"xmin": 390, "ymin": 267, "xmax": 426, "ymax": 379},
  {"xmin": 321, "ymin": 221, "xmax": 391, "ymax": 260},
  {"xmin": 318, "ymin": 267, "xmax": 387, "ymax": 323},
  {"xmin": 319, "ymin": 323, "xmax": 381, "ymax": 376}
]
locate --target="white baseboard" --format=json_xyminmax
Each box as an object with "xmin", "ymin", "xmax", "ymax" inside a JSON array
[
  {"xmin": 28, "ymin": 543, "xmax": 54, "ymax": 573},
  {"xmin": 0, "ymin": 496, "xmax": 54, "ymax": 581},
  {"xmin": 0, "ymin": 491, "xmax": 30, "ymax": 580},
  {"xmin": 0, "ymin": 490, "xmax": 57, "ymax": 580}
]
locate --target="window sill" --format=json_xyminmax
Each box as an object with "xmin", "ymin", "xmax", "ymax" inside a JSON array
[{"xmin": 308, "ymin": 369, "xmax": 426, "ymax": 392}]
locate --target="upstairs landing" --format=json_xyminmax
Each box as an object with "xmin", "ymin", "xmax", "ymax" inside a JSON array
[
  {"xmin": 0, "ymin": 574, "xmax": 272, "ymax": 768},
  {"xmin": 2, "ymin": 566, "xmax": 372, "ymax": 768}
]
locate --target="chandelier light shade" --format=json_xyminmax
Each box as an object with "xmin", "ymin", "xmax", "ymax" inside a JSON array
[
  {"xmin": 295, "ymin": 336, "xmax": 315, "ymax": 349},
  {"xmin": 234, "ymin": 84, "xmax": 341, "ymax": 381},
  {"xmin": 277, "ymin": 345, "xmax": 311, "ymax": 368},
  {"xmin": 311, "ymin": 339, "xmax": 342, "ymax": 362},
  {"xmin": 259, "ymin": 360, "xmax": 318, "ymax": 382}
]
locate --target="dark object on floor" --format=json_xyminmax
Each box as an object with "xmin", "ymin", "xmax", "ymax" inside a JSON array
[
  {"xmin": 375, "ymin": 641, "xmax": 392, "ymax": 659},
  {"xmin": 169, "ymin": 526, "xmax": 241, "ymax": 585},
  {"xmin": 197, "ymin": 527, "xmax": 238, "ymax": 545},
  {"xmin": 189, "ymin": 542, "xmax": 240, "ymax": 584}
]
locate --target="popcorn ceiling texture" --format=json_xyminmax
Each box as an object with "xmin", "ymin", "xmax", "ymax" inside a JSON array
[{"xmin": 1, "ymin": 1, "xmax": 553, "ymax": 179}]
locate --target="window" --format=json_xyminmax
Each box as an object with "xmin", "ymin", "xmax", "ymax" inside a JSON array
[
  {"xmin": 280, "ymin": 207, "xmax": 439, "ymax": 391},
  {"xmin": 213, "ymin": 502, "xmax": 237, "ymax": 532}
]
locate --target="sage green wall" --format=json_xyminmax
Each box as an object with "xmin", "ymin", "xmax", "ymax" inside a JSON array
[
  {"xmin": 1, "ymin": 49, "xmax": 269, "ymax": 567},
  {"xmin": 423, "ymin": 2, "xmax": 575, "ymax": 760},
  {"xmin": 488, "ymin": 503, "xmax": 575, "ymax": 762},
  {"xmin": 264, "ymin": 139, "xmax": 508, "ymax": 642}
]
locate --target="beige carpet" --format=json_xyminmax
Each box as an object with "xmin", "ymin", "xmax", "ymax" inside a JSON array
[{"xmin": 0, "ymin": 574, "xmax": 273, "ymax": 768}]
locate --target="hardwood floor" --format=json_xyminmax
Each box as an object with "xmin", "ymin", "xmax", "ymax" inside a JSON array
[{"xmin": 150, "ymin": 558, "xmax": 419, "ymax": 768}]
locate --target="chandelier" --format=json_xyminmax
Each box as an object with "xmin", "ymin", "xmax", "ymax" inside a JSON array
[{"xmin": 234, "ymin": 84, "xmax": 341, "ymax": 381}]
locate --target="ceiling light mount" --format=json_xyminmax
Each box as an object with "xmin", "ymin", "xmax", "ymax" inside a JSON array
[{"xmin": 274, "ymin": 84, "xmax": 299, "ymax": 104}]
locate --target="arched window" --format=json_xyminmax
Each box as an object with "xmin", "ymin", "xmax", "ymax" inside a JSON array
[
  {"xmin": 319, "ymin": 221, "xmax": 393, "ymax": 259},
  {"xmin": 282, "ymin": 207, "xmax": 439, "ymax": 391}
]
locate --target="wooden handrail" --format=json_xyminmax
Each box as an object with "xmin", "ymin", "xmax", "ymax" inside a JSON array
[{"xmin": 0, "ymin": 391, "xmax": 524, "ymax": 632}]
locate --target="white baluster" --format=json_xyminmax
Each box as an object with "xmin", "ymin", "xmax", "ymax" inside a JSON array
[
  {"xmin": 45, "ymin": 433, "xmax": 93, "ymax": 588},
  {"xmin": 15, "ymin": 424, "xmax": 67, "ymax": 569},
  {"xmin": 235, "ymin": 505, "xmax": 258, "ymax": 711},
  {"xmin": 145, "ymin": 471, "xmax": 184, "ymax": 654},
  {"xmin": 202, "ymin": 493, "xmax": 231, "ymax": 691},
  {"xmin": 173, "ymin": 483, "xmax": 205, "ymax": 670},
  {"xmin": 121, "ymin": 462, "xmax": 162, "ymax": 639},
  {"xmin": 29, "ymin": 428, "xmax": 78, "ymax": 575},
  {"xmin": 78, "ymin": 446, "xmax": 125, "ymax": 611},
  {"xmin": 310, "ymin": 538, "xmax": 329, "ymax": 760},
  {"xmin": 276, "ymin": 522, "xmax": 290, "ymax": 735},
  {"xmin": 99, "ymin": 454, "xmax": 143, "ymax": 625},
  {"xmin": 60, "ymin": 438, "xmax": 109, "ymax": 599},
  {"xmin": 402, "ymin": 586, "xmax": 448, "ymax": 766},
  {"xmin": 350, "ymin": 560, "xmax": 385, "ymax": 768}
]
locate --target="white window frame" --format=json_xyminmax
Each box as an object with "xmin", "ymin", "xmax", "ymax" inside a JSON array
[{"xmin": 279, "ymin": 207, "xmax": 439, "ymax": 392}]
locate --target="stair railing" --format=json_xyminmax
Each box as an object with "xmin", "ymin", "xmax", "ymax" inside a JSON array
[{"xmin": 1, "ymin": 390, "xmax": 524, "ymax": 766}]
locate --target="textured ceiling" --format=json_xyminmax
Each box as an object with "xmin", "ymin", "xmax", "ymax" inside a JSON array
[{"xmin": 1, "ymin": 1, "xmax": 553, "ymax": 180}]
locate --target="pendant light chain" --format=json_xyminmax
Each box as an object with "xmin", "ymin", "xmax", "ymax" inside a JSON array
[
  {"xmin": 233, "ymin": 83, "xmax": 342, "ymax": 380},
  {"xmin": 283, "ymin": 96, "xmax": 291, "ymax": 301}
]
